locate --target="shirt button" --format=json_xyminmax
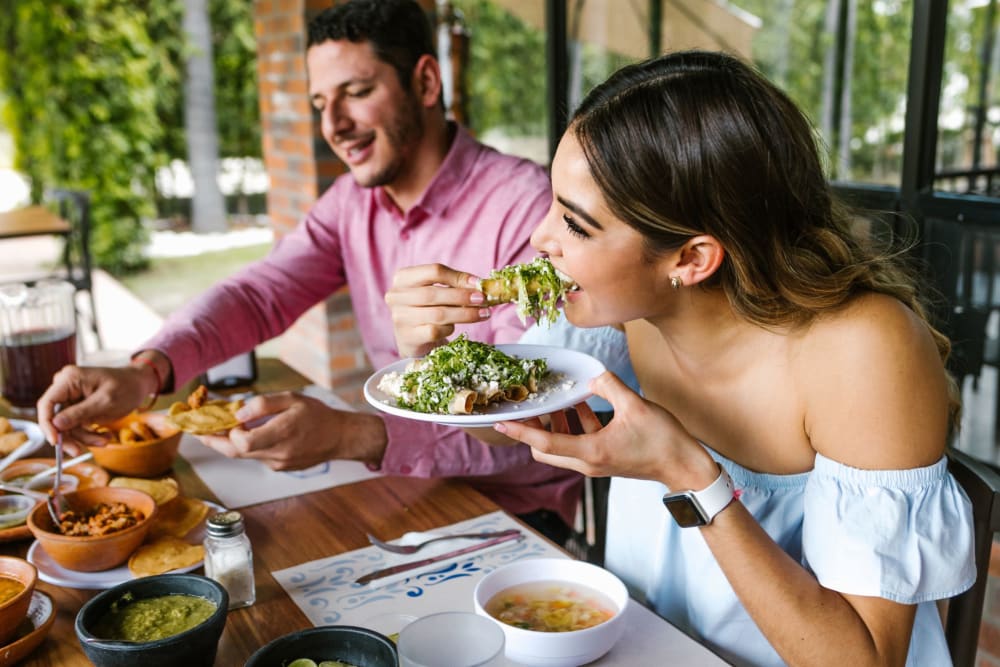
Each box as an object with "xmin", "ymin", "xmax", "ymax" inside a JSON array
[
  {"xmin": 401, "ymin": 231, "xmax": 410, "ymax": 241},
  {"xmin": 400, "ymin": 464, "xmax": 412, "ymax": 474}
]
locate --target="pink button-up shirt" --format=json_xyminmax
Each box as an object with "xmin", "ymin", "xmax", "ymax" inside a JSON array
[{"xmin": 142, "ymin": 126, "xmax": 581, "ymax": 524}]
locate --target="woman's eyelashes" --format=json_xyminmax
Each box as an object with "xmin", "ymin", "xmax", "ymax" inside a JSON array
[{"xmin": 563, "ymin": 215, "xmax": 590, "ymax": 239}]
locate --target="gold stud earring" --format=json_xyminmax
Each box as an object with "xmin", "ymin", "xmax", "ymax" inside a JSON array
[{"xmin": 670, "ymin": 276, "xmax": 683, "ymax": 290}]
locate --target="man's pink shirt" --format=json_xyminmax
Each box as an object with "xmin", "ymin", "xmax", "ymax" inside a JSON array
[{"xmin": 142, "ymin": 127, "xmax": 581, "ymax": 524}]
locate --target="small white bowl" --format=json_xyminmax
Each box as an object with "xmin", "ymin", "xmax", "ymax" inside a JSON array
[
  {"xmin": 473, "ymin": 558, "xmax": 629, "ymax": 667},
  {"xmin": 0, "ymin": 494, "xmax": 38, "ymax": 529}
]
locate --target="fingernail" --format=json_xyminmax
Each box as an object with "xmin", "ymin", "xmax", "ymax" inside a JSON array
[
  {"xmin": 52, "ymin": 415, "xmax": 67, "ymax": 430},
  {"xmin": 494, "ymin": 422, "xmax": 507, "ymax": 433},
  {"xmin": 470, "ymin": 292, "xmax": 484, "ymax": 305},
  {"xmin": 468, "ymin": 276, "xmax": 481, "ymax": 287},
  {"xmin": 478, "ymin": 308, "xmax": 491, "ymax": 320}
]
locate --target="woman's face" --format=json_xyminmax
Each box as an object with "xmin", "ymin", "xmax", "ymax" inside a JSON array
[{"xmin": 531, "ymin": 133, "xmax": 672, "ymax": 328}]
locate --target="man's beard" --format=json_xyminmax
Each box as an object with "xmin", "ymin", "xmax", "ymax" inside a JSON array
[{"xmin": 354, "ymin": 93, "xmax": 424, "ymax": 188}]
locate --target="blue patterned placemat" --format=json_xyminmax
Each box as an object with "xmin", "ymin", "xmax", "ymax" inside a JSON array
[{"xmin": 272, "ymin": 511, "xmax": 565, "ymax": 627}]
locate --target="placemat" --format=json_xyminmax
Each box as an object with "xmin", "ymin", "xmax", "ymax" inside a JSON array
[
  {"xmin": 272, "ymin": 510, "xmax": 730, "ymax": 666},
  {"xmin": 177, "ymin": 385, "xmax": 380, "ymax": 508}
]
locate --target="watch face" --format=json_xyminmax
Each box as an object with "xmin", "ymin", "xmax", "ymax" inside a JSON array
[{"xmin": 662, "ymin": 493, "xmax": 708, "ymax": 528}]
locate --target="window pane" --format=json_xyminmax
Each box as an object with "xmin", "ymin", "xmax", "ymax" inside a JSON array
[
  {"xmin": 935, "ymin": 0, "xmax": 1000, "ymax": 198},
  {"xmin": 450, "ymin": 0, "xmax": 549, "ymax": 165}
]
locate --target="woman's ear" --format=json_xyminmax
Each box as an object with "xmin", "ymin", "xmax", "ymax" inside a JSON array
[
  {"xmin": 412, "ymin": 54, "xmax": 443, "ymax": 109},
  {"xmin": 673, "ymin": 235, "xmax": 725, "ymax": 287}
]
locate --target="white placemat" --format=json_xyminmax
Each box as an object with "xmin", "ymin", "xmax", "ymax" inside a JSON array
[
  {"xmin": 178, "ymin": 385, "xmax": 380, "ymax": 508},
  {"xmin": 272, "ymin": 511, "xmax": 730, "ymax": 666}
]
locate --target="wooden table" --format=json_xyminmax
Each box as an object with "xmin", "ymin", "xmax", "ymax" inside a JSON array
[
  {"xmin": 0, "ymin": 206, "xmax": 70, "ymax": 240},
  {"xmin": 0, "ymin": 358, "xmax": 729, "ymax": 666}
]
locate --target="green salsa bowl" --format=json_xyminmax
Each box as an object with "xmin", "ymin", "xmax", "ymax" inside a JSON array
[{"xmin": 74, "ymin": 573, "xmax": 228, "ymax": 667}]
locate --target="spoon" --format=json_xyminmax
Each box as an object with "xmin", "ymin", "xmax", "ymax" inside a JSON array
[
  {"xmin": 22, "ymin": 452, "xmax": 94, "ymax": 489},
  {"xmin": 46, "ymin": 430, "xmax": 68, "ymax": 526},
  {"xmin": 0, "ymin": 437, "xmax": 39, "ymax": 476},
  {"xmin": 0, "ymin": 482, "xmax": 49, "ymax": 501},
  {"xmin": 367, "ymin": 528, "xmax": 522, "ymax": 555}
]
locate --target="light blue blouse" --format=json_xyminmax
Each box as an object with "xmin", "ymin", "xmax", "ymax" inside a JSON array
[
  {"xmin": 517, "ymin": 313, "xmax": 639, "ymax": 413},
  {"xmin": 605, "ymin": 449, "xmax": 976, "ymax": 667}
]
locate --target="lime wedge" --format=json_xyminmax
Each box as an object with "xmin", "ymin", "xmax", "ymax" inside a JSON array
[{"xmin": 286, "ymin": 660, "xmax": 317, "ymax": 667}]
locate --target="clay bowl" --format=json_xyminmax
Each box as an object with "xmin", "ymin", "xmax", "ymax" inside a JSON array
[
  {"xmin": 0, "ymin": 555, "xmax": 37, "ymax": 645},
  {"xmin": 26, "ymin": 487, "xmax": 157, "ymax": 572},
  {"xmin": 87, "ymin": 412, "xmax": 182, "ymax": 477}
]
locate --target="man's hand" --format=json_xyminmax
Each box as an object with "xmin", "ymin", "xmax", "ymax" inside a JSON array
[
  {"xmin": 36, "ymin": 364, "xmax": 154, "ymax": 455},
  {"xmin": 196, "ymin": 391, "xmax": 388, "ymax": 470},
  {"xmin": 385, "ymin": 263, "xmax": 491, "ymax": 358}
]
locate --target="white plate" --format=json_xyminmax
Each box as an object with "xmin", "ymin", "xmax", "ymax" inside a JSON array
[
  {"xmin": 363, "ymin": 344, "xmax": 606, "ymax": 427},
  {"xmin": 27, "ymin": 500, "xmax": 224, "ymax": 590},
  {"xmin": 0, "ymin": 420, "xmax": 46, "ymax": 462}
]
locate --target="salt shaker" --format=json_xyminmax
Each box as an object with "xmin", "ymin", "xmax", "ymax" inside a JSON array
[{"xmin": 203, "ymin": 510, "xmax": 256, "ymax": 609}]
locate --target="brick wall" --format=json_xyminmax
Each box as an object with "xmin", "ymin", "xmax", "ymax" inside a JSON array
[{"xmin": 253, "ymin": 0, "xmax": 371, "ymax": 406}]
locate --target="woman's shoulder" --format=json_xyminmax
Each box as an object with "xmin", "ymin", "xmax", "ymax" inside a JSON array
[{"xmin": 793, "ymin": 292, "xmax": 950, "ymax": 468}]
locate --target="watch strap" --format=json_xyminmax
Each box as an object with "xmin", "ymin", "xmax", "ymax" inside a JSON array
[{"xmin": 691, "ymin": 465, "xmax": 735, "ymax": 522}]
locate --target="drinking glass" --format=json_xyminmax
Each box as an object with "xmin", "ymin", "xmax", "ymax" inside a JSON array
[
  {"xmin": 397, "ymin": 611, "xmax": 506, "ymax": 667},
  {"xmin": 0, "ymin": 280, "xmax": 77, "ymax": 412}
]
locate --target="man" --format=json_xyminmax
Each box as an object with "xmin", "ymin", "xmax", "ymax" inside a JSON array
[{"xmin": 37, "ymin": 0, "xmax": 580, "ymax": 540}]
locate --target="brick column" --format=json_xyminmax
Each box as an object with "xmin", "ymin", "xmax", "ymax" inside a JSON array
[{"xmin": 253, "ymin": 0, "xmax": 371, "ymax": 406}]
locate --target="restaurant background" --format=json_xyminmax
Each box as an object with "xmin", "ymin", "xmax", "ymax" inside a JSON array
[{"xmin": 5, "ymin": 0, "xmax": 1000, "ymax": 662}]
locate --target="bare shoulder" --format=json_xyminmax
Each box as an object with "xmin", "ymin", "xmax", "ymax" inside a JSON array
[{"xmin": 794, "ymin": 293, "xmax": 950, "ymax": 469}]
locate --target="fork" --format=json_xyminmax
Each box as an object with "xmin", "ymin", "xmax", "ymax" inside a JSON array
[{"xmin": 367, "ymin": 528, "xmax": 522, "ymax": 555}]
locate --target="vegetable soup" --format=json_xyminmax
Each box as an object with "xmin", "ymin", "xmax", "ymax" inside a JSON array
[{"xmin": 484, "ymin": 580, "xmax": 617, "ymax": 632}]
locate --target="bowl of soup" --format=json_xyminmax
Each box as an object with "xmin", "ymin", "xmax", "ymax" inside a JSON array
[
  {"xmin": 87, "ymin": 412, "xmax": 183, "ymax": 478},
  {"xmin": 0, "ymin": 556, "xmax": 37, "ymax": 645},
  {"xmin": 75, "ymin": 573, "xmax": 228, "ymax": 667},
  {"xmin": 26, "ymin": 486, "xmax": 157, "ymax": 572},
  {"xmin": 473, "ymin": 558, "xmax": 629, "ymax": 667}
]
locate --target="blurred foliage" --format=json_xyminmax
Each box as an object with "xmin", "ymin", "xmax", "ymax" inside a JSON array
[
  {"xmin": 453, "ymin": 0, "xmax": 547, "ymax": 137},
  {"xmin": 0, "ymin": 0, "xmax": 259, "ymax": 275}
]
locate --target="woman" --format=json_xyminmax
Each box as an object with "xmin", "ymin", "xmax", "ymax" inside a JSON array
[{"xmin": 385, "ymin": 51, "xmax": 974, "ymax": 666}]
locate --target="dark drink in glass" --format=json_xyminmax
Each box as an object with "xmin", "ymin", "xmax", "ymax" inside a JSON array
[{"xmin": 0, "ymin": 328, "xmax": 77, "ymax": 408}]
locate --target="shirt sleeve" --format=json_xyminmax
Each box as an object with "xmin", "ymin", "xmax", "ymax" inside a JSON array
[
  {"xmin": 802, "ymin": 453, "xmax": 976, "ymax": 604},
  {"xmin": 140, "ymin": 197, "xmax": 348, "ymax": 388}
]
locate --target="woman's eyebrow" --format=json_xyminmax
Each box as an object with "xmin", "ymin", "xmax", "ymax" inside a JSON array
[{"xmin": 556, "ymin": 195, "xmax": 604, "ymax": 231}]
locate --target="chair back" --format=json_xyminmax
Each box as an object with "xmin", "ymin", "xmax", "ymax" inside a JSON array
[
  {"xmin": 946, "ymin": 448, "xmax": 1000, "ymax": 667},
  {"xmin": 43, "ymin": 189, "xmax": 101, "ymax": 349}
]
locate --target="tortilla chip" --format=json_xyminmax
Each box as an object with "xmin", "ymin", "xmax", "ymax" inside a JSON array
[
  {"xmin": 0, "ymin": 417, "xmax": 11, "ymax": 435},
  {"xmin": 128, "ymin": 536, "xmax": 205, "ymax": 577},
  {"xmin": 108, "ymin": 476, "xmax": 180, "ymax": 506},
  {"xmin": 167, "ymin": 401, "xmax": 242, "ymax": 435},
  {"xmin": 149, "ymin": 496, "xmax": 210, "ymax": 539},
  {"xmin": 0, "ymin": 431, "xmax": 28, "ymax": 455}
]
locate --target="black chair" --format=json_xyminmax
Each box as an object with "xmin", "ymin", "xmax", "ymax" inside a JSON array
[
  {"xmin": 945, "ymin": 448, "xmax": 1000, "ymax": 667},
  {"xmin": 44, "ymin": 188, "xmax": 102, "ymax": 350}
]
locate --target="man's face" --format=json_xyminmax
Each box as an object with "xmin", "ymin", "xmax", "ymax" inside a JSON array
[{"xmin": 307, "ymin": 39, "xmax": 423, "ymax": 188}]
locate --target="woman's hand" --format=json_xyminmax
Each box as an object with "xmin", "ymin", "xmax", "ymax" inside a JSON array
[
  {"xmin": 496, "ymin": 371, "xmax": 717, "ymax": 488},
  {"xmin": 385, "ymin": 263, "xmax": 490, "ymax": 358}
]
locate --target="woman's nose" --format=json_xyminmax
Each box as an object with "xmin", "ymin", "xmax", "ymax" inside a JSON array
[{"xmin": 530, "ymin": 218, "xmax": 557, "ymax": 255}]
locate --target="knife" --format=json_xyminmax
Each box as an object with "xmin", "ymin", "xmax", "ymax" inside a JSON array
[{"xmin": 355, "ymin": 530, "xmax": 524, "ymax": 585}]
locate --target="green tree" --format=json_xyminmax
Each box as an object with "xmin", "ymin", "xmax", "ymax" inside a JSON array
[
  {"xmin": 0, "ymin": 0, "xmax": 260, "ymax": 272},
  {"xmin": 0, "ymin": 0, "xmax": 171, "ymax": 273}
]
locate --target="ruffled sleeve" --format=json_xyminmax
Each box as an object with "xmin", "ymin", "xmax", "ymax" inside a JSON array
[{"xmin": 802, "ymin": 453, "xmax": 976, "ymax": 604}]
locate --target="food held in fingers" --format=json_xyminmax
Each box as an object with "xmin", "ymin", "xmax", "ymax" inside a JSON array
[
  {"xmin": 166, "ymin": 385, "xmax": 244, "ymax": 434},
  {"xmin": 479, "ymin": 256, "xmax": 577, "ymax": 325}
]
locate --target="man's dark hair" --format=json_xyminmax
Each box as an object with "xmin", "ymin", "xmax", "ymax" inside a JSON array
[{"xmin": 308, "ymin": 0, "xmax": 435, "ymax": 90}]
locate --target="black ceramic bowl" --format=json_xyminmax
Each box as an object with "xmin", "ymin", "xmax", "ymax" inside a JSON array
[
  {"xmin": 75, "ymin": 573, "xmax": 229, "ymax": 667},
  {"xmin": 245, "ymin": 625, "xmax": 398, "ymax": 667}
]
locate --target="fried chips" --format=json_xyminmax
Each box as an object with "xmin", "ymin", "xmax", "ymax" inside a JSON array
[
  {"xmin": 87, "ymin": 414, "xmax": 164, "ymax": 446},
  {"xmin": 109, "ymin": 477, "xmax": 181, "ymax": 506},
  {"xmin": 0, "ymin": 417, "xmax": 28, "ymax": 455},
  {"xmin": 148, "ymin": 496, "xmax": 210, "ymax": 540},
  {"xmin": 128, "ymin": 536, "xmax": 206, "ymax": 577},
  {"xmin": 166, "ymin": 385, "xmax": 243, "ymax": 435}
]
